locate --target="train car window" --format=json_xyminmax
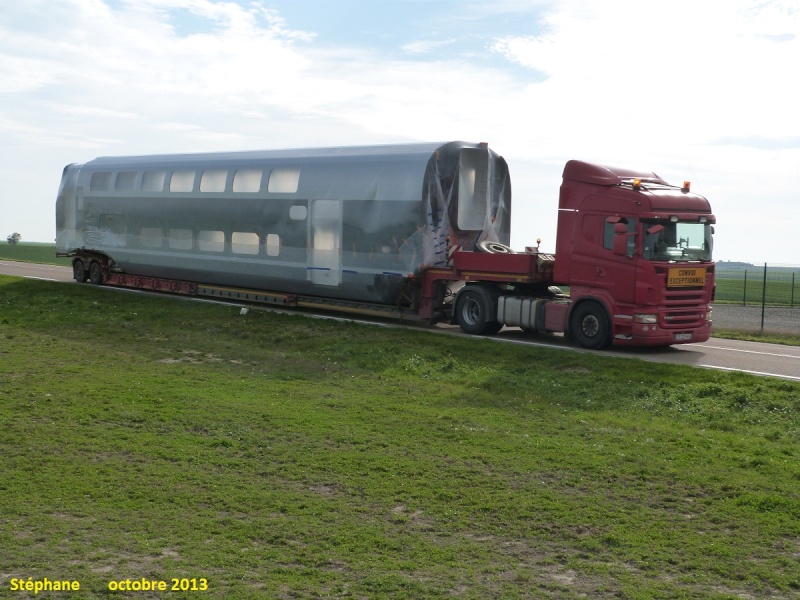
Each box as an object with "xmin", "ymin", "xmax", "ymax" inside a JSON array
[
  {"xmin": 140, "ymin": 228, "xmax": 163, "ymax": 248},
  {"xmin": 198, "ymin": 230, "xmax": 225, "ymax": 252},
  {"xmin": 168, "ymin": 229, "xmax": 193, "ymax": 250},
  {"xmin": 268, "ymin": 168, "xmax": 300, "ymax": 193},
  {"xmin": 289, "ymin": 205, "xmax": 307, "ymax": 220},
  {"xmin": 232, "ymin": 169, "xmax": 262, "ymax": 193},
  {"xmin": 232, "ymin": 232, "xmax": 259, "ymax": 255},
  {"xmin": 90, "ymin": 172, "xmax": 112, "ymax": 191},
  {"xmin": 115, "ymin": 172, "xmax": 137, "ymax": 191},
  {"xmin": 200, "ymin": 169, "xmax": 228, "ymax": 192},
  {"xmin": 266, "ymin": 234, "xmax": 280, "ymax": 256},
  {"xmin": 170, "ymin": 170, "xmax": 196, "ymax": 192},
  {"xmin": 142, "ymin": 171, "xmax": 166, "ymax": 192}
]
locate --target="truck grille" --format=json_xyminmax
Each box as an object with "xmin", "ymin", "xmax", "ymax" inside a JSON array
[{"xmin": 656, "ymin": 268, "xmax": 711, "ymax": 329}]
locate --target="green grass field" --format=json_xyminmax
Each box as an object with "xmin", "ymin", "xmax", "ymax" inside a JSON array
[
  {"xmin": 2, "ymin": 275, "xmax": 799, "ymax": 598},
  {"xmin": 0, "ymin": 242, "xmax": 71, "ymax": 266}
]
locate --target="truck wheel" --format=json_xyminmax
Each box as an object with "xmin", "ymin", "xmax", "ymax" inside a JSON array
[
  {"xmin": 570, "ymin": 302, "xmax": 611, "ymax": 349},
  {"xmin": 88, "ymin": 262, "xmax": 104, "ymax": 285},
  {"xmin": 73, "ymin": 260, "xmax": 87, "ymax": 283},
  {"xmin": 455, "ymin": 288, "xmax": 502, "ymax": 335}
]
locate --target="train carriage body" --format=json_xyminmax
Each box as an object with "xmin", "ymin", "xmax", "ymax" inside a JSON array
[{"xmin": 55, "ymin": 141, "xmax": 511, "ymax": 304}]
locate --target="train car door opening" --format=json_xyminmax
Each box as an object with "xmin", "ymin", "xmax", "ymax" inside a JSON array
[
  {"xmin": 309, "ymin": 199, "xmax": 342, "ymax": 286},
  {"xmin": 457, "ymin": 147, "xmax": 489, "ymax": 231}
]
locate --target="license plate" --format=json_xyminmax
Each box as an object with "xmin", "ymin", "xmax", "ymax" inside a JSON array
[
  {"xmin": 668, "ymin": 267, "xmax": 706, "ymax": 287},
  {"xmin": 674, "ymin": 333, "xmax": 692, "ymax": 341}
]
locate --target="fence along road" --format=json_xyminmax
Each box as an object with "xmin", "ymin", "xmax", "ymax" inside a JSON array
[
  {"xmin": 715, "ymin": 263, "xmax": 800, "ymax": 333},
  {"xmin": 1, "ymin": 260, "xmax": 799, "ymax": 382}
]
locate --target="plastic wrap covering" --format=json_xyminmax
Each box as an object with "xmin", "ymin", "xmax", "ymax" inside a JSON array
[{"xmin": 55, "ymin": 141, "xmax": 511, "ymax": 304}]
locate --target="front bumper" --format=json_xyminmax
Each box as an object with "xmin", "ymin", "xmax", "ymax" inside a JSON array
[{"xmin": 612, "ymin": 319, "xmax": 713, "ymax": 347}]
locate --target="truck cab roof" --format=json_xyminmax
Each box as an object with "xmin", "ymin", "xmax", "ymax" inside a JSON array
[{"xmin": 562, "ymin": 160, "xmax": 666, "ymax": 186}]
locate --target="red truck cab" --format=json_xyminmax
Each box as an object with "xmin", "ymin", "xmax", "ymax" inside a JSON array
[{"xmin": 554, "ymin": 160, "xmax": 715, "ymax": 348}]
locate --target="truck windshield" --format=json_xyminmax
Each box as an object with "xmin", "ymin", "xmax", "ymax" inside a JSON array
[{"xmin": 643, "ymin": 220, "xmax": 713, "ymax": 262}]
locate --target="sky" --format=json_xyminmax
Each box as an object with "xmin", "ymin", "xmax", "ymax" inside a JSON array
[{"xmin": 1, "ymin": 0, "xmax": 799, "ymax": 264}]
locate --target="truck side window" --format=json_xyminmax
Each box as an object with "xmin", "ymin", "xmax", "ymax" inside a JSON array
[{"xmin": 603, "ymin": 217, "xmax": 636, "ymax": 257}]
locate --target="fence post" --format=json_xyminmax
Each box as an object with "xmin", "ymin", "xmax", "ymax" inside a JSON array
[
  {"xmin": 743, "ymin": 270, "xmax": 747, "ymax": 306},
  {"xmin": 792, "ymin": 272, "xmax": 796, "ymax": 308},
  {"xmin": 760, "ymin": 263, "xmax": 767, "ymax": 332}
]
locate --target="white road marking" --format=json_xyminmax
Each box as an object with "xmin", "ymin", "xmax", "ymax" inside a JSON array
[
  {"xmin": 694, "ymin": 343, "xmax": 799, "ymax": 360},
  {"xmin": 699, "ymin": 364, "xmax": 800, "ymax": 381}
]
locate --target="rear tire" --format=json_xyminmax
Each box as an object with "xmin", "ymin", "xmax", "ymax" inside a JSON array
[
  {"xmin": 455, "ymin": 287, "xmax": 502, "ymax": 335},
  {"xmin": 569, "ymin": 301, "xmax": 611, "ymax": 349},
  {"xmin": 89, "ymin": 262, "xmax": 103, "ymax": 285},
  {"xmin": 73, "ymin": 260, "xmax": 87, "ymax": 283}
]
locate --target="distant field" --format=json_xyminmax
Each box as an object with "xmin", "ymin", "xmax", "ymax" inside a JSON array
[
  {"xmin": 2, "ymin": 275, "xmax": 799, "ymax": 598},
  {"xmin": 716, "ymin": 267, "xmax": 800, "ymax": 307},
  {"xmin": 0, "ymin": 242, "xmax": 71, "ymax": 266}
]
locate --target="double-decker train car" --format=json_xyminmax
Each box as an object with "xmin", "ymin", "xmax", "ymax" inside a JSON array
[{"xmin": 55, "ymin": 141, "xmax": 511, "ymax": 305}]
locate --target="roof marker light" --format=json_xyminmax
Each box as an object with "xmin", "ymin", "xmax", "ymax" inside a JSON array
[
  {"xmin": 682, "ymin": 181, "xmax": 691, "ymax": 192},
  {"xmin": 632, "ymin": 178, "xmax": 641, "ymax": 190}
]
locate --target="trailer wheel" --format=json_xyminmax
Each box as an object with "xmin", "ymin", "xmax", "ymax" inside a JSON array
[
  {"xmin": 72, "ymin": 260, "xmax": 87, "ymax": 283},
  {"xmin": 570, "ymin": 301, "xmax": 611, "ymax": 349},
  {"xmin": 455, "ymin": 287, "xmax": 502, "ymax": 335},
  {"xmin": 88, "ymin": 262, "xmax": 104, "ymax": 285}
]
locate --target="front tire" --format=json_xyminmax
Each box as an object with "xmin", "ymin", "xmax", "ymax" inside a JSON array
[
  {"xmin": 569, "ymin": 301, "xmax": 611, "ymax": 349},
  {"xmin": 455, "ymin": 287, "xmax": 502, "ymax": 335}
]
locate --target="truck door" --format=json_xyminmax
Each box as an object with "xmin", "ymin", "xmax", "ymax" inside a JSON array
[
  {"xmin": 308, "ymin": 199, "xmax": 341, "ymax": 286},
  {"xmin": 594, "ymin": 215, "xmax": 637, "ymax": 306}
]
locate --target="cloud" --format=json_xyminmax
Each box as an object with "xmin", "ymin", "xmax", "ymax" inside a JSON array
[
  {"xmin": 714, "ymin": 136, "xmax": 800, "ymax": 150},
  {"xmin": 0, "ymin": 1, "xmax": 326, "ymax": 152},
  {"xmin": 401, "ymin": 39, "xmax": 457, "ymax": 55},
  {"xmin": 489, "ymin": 0, "xmax": 800, "ymax": 147},
  {"xmin": 1, "ymin": 0, "xmax": 800, "ymax": 262}
]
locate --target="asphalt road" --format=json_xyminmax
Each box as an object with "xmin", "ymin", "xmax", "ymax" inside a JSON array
[
  {"xmin": 0, "ymin": 260, "xmax": 71, "ymax": 282},
  {"xmin": 2, "ymin": 260, "xmax": 798, "ymax": 382}
]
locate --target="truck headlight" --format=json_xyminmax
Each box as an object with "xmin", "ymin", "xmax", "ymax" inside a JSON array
[{"xmin": 634, "ymin": 313, "xmax": 658, "ymax": 324}]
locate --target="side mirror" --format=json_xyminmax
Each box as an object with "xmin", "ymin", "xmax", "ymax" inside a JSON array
[
  {"xmin": 613, "ymin": 223, "xmax": 633, "ymax": 257},
  {"xmin": 605, "ymin": 216, "xmax": 635, "ymax": 257}
]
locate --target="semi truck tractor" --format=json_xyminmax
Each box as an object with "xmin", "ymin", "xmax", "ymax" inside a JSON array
[{"xmin": 56, "ymin": 141, "xmax": 715, "ymax": 349}]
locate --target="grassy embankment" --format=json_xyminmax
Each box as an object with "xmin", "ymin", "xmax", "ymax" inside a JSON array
[{"xmin": 1, "ymin": 274, "xmax": 799, "ymax": 598}]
